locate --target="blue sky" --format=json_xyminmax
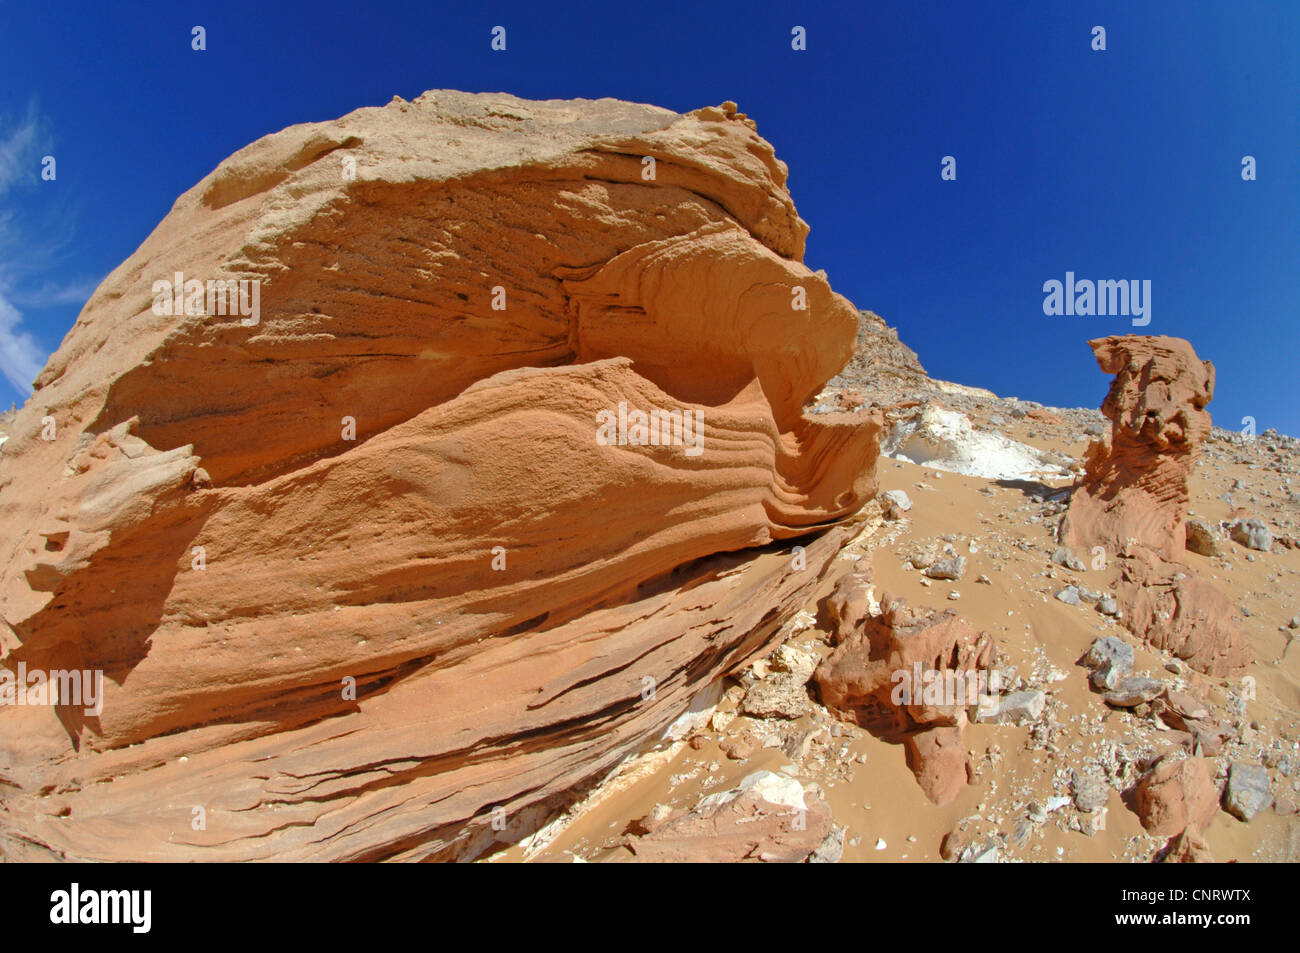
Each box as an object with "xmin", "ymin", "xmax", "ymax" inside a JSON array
[{"xmin": 2, "ymin": 1, "xmax": 1297, "ymax": 432}]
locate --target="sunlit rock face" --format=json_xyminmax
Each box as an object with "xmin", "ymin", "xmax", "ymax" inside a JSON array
[
  {"xmin": 0, "ymin": 91, "xmax": 880, "ymax": 861},
  {"xmin": 1061, "ymin": 335, "xmax": 1247, "ymax": 676}
]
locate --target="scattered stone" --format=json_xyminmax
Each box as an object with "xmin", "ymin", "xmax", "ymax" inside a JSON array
[
  {"xmin": 975, "ymin": 690, "xmax": 1046, "ymax": 726},
  {"xmin": 770, "ymin": 644, "xmax": 817, "ymax": 683},
  {"xmin": 1052, "ymin": 547, "xmax": 1086, "ymax": 571},
  {"xmin": 629, "ymin": 803, "xmax": 675, "ymax": 835},
  {"xmin": 1055, "ymin": 586, "xmax": 1082, "ymax": 606},
  {"xmin": 1224, "ymin": 763, "xmax": 1270, "ymax": 822},
  {"xmin": 1230, "ymin": 518, "xmax": 1273, "ymax": 552},
  {"xmin": 1184, "ymin": 519, "xmax": 1224, "ymax": 557},
  {"xmin": 720, "ymin": 736, "xmax": 754, "ymax": 761},
  {"xmin": 1104, "ymin": 676, "xmax": 1167, "ymax": 708},
  {"xmin": 1010, "ymin": 818, "xmax": 1033, "ymax": 849},
  {"xmin": 809, "ymin": 824, "xmax": 846, "ymax": 864},
  {"xmin": 1071, "ymin": 769, "xmax": 1110, "ymax": 812},
  {"xmin": 962, "ymin": 842, "xmax": 1000, "ymax": 863},
  {"xmin": 742, "ymin": 673, "xmax": 811, "ymax": 720},
  {"xmin": 881, "ymin": 489, "xmax": 913, "ymax": 513},
  {"xmin": 924, "ymin": 556, "xmax": 967, "ymax": 581},
  {"xmin": 1165, "ymin": 691, "xmax": 1210, "ymax": 722},
  {"xmin": 1098, "ymin": 595, "xmax": 1119, "ymax": 616},
  {"xmin": 628, "ymin": 771, "xmax": 831, "ymax": 863},
  {"xmin": 1082, "ymin": 636, "xmax": 1135, "ymax": 690},
  {"xmin": 783, "ymin": 726, "xmax": 829, "ymax": 761},
  {"xmin": 940, "ymin": 827, "xmax": 972, "ymax": 861}
]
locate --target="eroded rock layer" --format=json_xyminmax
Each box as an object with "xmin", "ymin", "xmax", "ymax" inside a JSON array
[
  {"xmin": 0, "ymin": 92, "xmax": 880, "ymax": 861},
  {"xmin": 1060, "ymin": 335, "xmax": 1248, "ymax": 675}
]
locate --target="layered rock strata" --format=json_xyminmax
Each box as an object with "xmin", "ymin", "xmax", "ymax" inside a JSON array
[{"xmin": 0, "ymin": 92, "xmax": 880, "ymax": 860}]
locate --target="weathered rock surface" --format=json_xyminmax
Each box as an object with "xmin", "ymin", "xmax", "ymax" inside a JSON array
[
  {"xmin": 1060, "ymin": 336, "xmax": 1248, "ymax": 675},
  {"xmin": 1062, "ymin": 336, "xmax": 1215, "ymax": 559},
  {"xmin": 0, "ymin": 92, "xmax": 881, "ymax": 861},
  {"xmin": 1184, "ymin": 519, "xmax": 1224, "ymax": 557},
  {"xmin": 1082, "ymin": 635, "xmax": 1135, "ymax": 691},
  {"xmin": 1134, "ymin": 755, "xmax": 1220, "ymax": 838},
  {"xmin": 1229, "ymin": 518, "xmax": 1274, "ymax": 552},
  {"xmin": 627, "ymin": 771, "xmax": 832, "ymax": 862},
  {"xmin": 840, "ymin": 310, "xmax": 930, "ymax": 401},
  {"xmin": 1102, "ymin": 676, "xmax": 1167, "ymax": 708},
  {"xmin": 1116, "ymin": 543, "xmax": 1248, "ymax": 676},
  {"xmin": 814, "ymin": 589, "xmax": 996, "ymax": 805},
  {"xmin": 1224, "ymin": 762, "xmax": 1270, "ymax": 822}
]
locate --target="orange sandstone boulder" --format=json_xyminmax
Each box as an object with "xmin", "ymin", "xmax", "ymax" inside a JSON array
[
  {"xmin": 1134, "ymin": 754, "xmax": 1220, "ymax": 838},
  {"xmin": 814, "ymin": 590, "xmax": 996, "ymax": 805},
  {"xmin": 0, "ymin": 92, "xmax": 879, "ymax": 861}
]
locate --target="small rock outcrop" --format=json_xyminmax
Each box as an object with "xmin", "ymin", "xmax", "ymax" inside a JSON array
[
  {"xmin": 814, "ymin": 585, "xmax": 996, "ymax": 805},
  {"xmin": 1134, "ymin": 754, "xmax": 1220, "ymax": 838}
]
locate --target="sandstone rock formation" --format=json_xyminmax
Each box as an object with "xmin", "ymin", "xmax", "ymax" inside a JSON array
[
  {"xmin": 0, "ymin": 92, "xmax": 881, "ymax": 861},
  {"xmin": 814, "ymin": 583, "xmax": 997, "ymax": 805},
  {"xmin": 1060, "ymin": 336, "xmax": 1248, "ymax": 675},
  {"xmin": 1061, "ymin": 336, "xmax": 1215, "ymax": 560}
]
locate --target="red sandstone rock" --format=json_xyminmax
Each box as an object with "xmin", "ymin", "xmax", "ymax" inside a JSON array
[
  {"xmin": 1060, "ymin": 336, "xmax": 1248, "ymax": 675},
  {"xmin": 1061, "ymin": 336, "xmax": 1214, "ymax": 560},
  {"xmin": 904, "ymin": 725, "xmax": 970, "ymax": 806},
  {"xmin": 1116, "ymin": 544, "xmax": 1249, "ymax": 675},
  {"xmin": 1160, "ymin": 828, "xmax": 1215, "ymax": 863},
  {"xmin": 814, "ymin": 593, "xmax": 995, "ymax": 805},
  {"xmin": 1134, "ymin": 755, "xmax": 1220, "ymax": 838},
  {"xmin": 0, "ymin": 92, "xmax": 880, "ymax": 861}
]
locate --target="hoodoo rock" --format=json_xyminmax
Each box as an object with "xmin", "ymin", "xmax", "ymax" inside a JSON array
[
  {"xmin": 0, "ymin": 92, "xmax": 881, "ymax": 861},
  {"xmin": 1061, "ymin": 336, "xmax": 1215, "ymax": 560},
  {"xmin": 1060, "ymin": 336, "xmax": 1248, "ymax": 675}
]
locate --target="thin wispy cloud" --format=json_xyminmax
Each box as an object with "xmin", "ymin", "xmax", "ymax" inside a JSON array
[
  {"xmin": 0, "ymin": 100, "xmax": 56, "ymax": 397},
  {"xmin": 0, "ymin": 100, "xmax": 45, "ymax": 198},
  {"xmin": 0, "ymin": 290, "xmax": 45, "ymax": 394},
  {"xmin": 10, "ymin": 276, "xmax": 102, "ymax": 309}
]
